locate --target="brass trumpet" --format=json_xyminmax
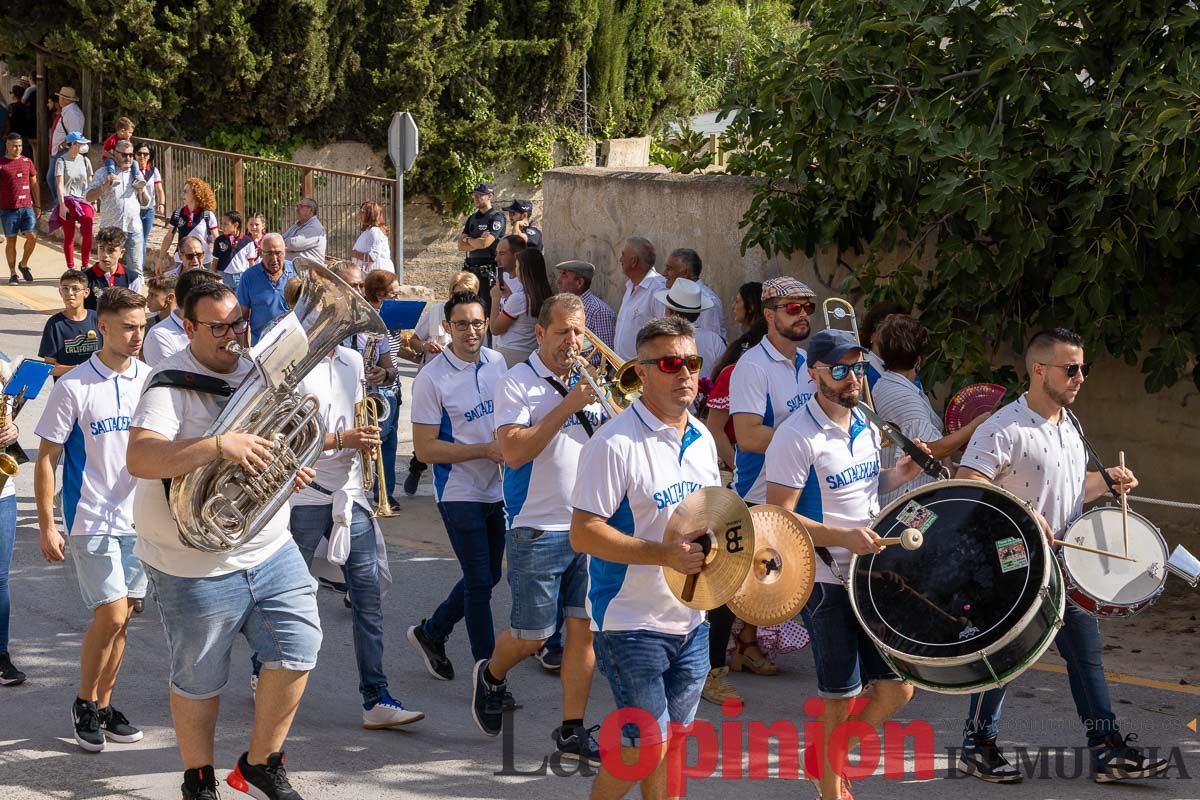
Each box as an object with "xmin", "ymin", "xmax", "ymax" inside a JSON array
[{"xmin": 578, "ymin": 328, "xmax": 641, "ymax": 411}]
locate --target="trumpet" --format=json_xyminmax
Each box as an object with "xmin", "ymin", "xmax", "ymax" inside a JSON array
[
  {"xmin": 576, "ymin": 328, "xmax": 642, "ymax": 411},
  {"xmin": 822, "ymin": 298, "xmax": 876, "ymax": 412},
  {"xmin": 359, "ymin": 336, "xmax": 391, "ymax": 495}
]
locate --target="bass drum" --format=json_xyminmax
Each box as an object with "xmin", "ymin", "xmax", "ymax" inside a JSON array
[{"xmin": 849, "ymin": 480, "xmax": 1064, "ymax": 695}]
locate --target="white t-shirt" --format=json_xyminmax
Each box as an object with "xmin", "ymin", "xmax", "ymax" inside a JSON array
[
  {"xmin": 409, "ymin": 346, "xmax": 507, "ymax": 503},
  {"xmin": 34, "ymin": 353, "xmax": 148, "ymax": 536},
  {"xmin": 352, "ymin": 226, "xmax": 394, "ymax": 273},
  {"xmin": 130, "ymin": 347, "xmax": 292, "ymax": 577},
  {"xmin": 729, "ymin": 338, "xmax": 816, "ymax": 503},
  {"xmin": 291, "ymin": 347, "xmax": 365, "ymax": 505},
  {"xmin": 571, "ymin": 399, "xmax": 719, "ymax": 634},
  {"xmin": 765, "ymin": 398, "xmax": 882, "ymax": 585},
  {"xmin": 495, "ymin": 276, "xmax": 538, "ymax": 354},
  {"xmin": 413, "ymin": 303, "xmax": 451, "ymax": 369},
  {"xmin": 141, "ymin": 311, "xmax": 189, "ymax": 367},
  {"xmin": 495, "ymin": 351, "xmax": 608, "ymax": 531},
  {"xmin": 614, "ymin": 268, "xmax": 668, "ymax": 361},
  {"xmin": 872, "ymin": 370, "xmax": 943, "ymax": 506},
  {"xmin": 960, "ymin": 394, "xmax": 1088, "ymax": 537}
]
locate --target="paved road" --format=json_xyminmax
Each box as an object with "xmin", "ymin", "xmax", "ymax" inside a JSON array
[{"xmin": 0, "ymin": 254, "xmax": 1196, "ymax": 799}]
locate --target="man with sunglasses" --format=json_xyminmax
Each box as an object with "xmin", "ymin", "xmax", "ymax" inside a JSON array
[
  {"xmin": 127, "ymin": 281, "xmax": 321, "ymax": 800},
  {"xmin": 570, "ymin": 316, "xmax": 719, "ymax": 800},
  {"xmin": 765, "ymin": 329, "xmax": 929, "ymax": 800},
  {"xmin": 85, "ymin": 140, "xmax": 151, "ymax": 276},
  {"xmin": 406, "ymin": 292, "xmax": 508, "ymax": 683},
  {"xmin": 952, "ymin": 328, "xmax": 1166, "ymax": 785}
]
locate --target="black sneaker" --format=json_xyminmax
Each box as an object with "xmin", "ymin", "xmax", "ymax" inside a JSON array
[
  {"xmin": 227, "ymin": 751, "xmax": 302, "ymax": 800},
  {"xmin": 18, "ymin": 265, "xmax": 33, "ymax": 283},
  {"xmin": 7, "ymin": 275, "xmax": 18, "ymax": 286},
  {"xmin": 534, "ymin": 644, "xmax": 563, "ymax": 672},
  {"xmin": 471, "ymin": 659, "xmax": 510, "ymax": 737},
  {"xmin": 1092, "ymin": 733, "xmax": 1170, "ymax": 783},
  {"xmin": 403, "ymin": 469, "xmax": 421, "ymax": 496},
  {"xmin": 181, "ymin": 765, "xmax": 221, "ymax": 799},
  {"xmin": 0, "ymin": 652, "xmax": 26, "ymax": 686},
  {"xmin": 72, "ymin": 697, "xmax": 105, "ymax": 752},
  {"xmin": 132, "ymin": 598, "xmax": 145, "ymax": 614},
  {"xmin": 407, "ymin": 620, "xmax": 453, "ymax": 680},
  {"xmin": 958, "ymin": 738, "xmax": 1021, "ymax": 783},
  {"xmin": 555, "ymin": 723, "xmax": 602, "ymax": 766},
  {"xmin": 99, "ymin": 705, "xmax": 144, "ymax": 743}
]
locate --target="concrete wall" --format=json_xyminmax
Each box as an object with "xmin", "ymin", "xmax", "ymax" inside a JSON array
[{"xmin": 541, "ymin": 166, "xmax": 1200, "ymax": 546}]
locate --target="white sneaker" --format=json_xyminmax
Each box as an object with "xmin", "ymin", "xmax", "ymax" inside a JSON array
[{"xmin": 362, "ymin": 693, "xmax": 425, "ymax": 729}]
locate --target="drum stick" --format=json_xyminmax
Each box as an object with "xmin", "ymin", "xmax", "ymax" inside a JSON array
[
  {"xmin": 1053, "ymin": 539, "xmax": 1136, "ymax": 562},
  {"xmin": 1118, "ymin": 451, "xmax": 1129, "ymax": 556}
]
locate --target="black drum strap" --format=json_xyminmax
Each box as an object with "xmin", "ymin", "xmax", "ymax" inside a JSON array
[
  {"xmin": 1063, "ymin": 409, "xmax": 1120, "ymax": 498},
  {"xmin": 856, "ymin": 403, "xmax": 945, "ymax": 479}
]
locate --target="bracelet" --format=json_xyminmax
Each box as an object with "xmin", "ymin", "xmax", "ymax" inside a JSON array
[
  {"xmin": 215, "ymin": 434, "xmax": 223, "ymax": 460},
  {"xmin": 334, "ymin": 430, "xmax": 343, "ymax": 450}
]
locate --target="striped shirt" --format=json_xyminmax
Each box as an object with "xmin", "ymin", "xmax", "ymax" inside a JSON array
[
  {"xmin": 580, "ymin": 289, "xmax": 616, "ymax": 352},
  {"xmin": 872, "ymin": 370, "xmax": 943, "ymax": 507}
]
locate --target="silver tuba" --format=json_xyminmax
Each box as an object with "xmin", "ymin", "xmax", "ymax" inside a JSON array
[{"xmin": 169, "ymin": 260, "xmax": 386, "ymax": 552}]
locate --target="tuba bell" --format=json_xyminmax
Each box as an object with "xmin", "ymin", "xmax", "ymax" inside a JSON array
[{"xmin": 169, "ymin": 260, "xmax": 387, "ymax": 552}]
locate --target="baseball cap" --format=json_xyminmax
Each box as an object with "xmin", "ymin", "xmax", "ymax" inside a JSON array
[
  {"xmin": 807, "ymin": 329, "xmax": 867, "ymax": 366},
  {"xmin": 761, "ymin": 276, "xmax": 816, "ymax": 302},
  {"xmin": 554, "ymin": 260, "xmax": 595, "ymax": 280},
  {"xmin": 503, "ymin": 199, "xmax": 533, "ymax": 214},
  {"xmin": 64, "ymin": 131, "xmax": 90, "ymax": 145},
  {"xmin": 470, "ymin": 183, "xmax": 495, "ymax": 195}
]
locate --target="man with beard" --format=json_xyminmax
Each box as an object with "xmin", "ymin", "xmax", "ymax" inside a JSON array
[
  {"xmin": 765, "ymin": 329, "xmax": 928, "ymax": 800},
  {"xmin": 707, "ymin": 277, "xmax": 818, "ymax": 705},
  {"xmin": 952, "ymin": 328, "xmax": 1167, "ymax": 785}
]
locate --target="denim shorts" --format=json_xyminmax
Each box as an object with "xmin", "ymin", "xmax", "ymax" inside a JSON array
[
  {"xmin": 801, "ymin": 582, "xmax": 897, "ymax": 698},
  {"xmin": 506, "ymin": 527, "xmax": 588, "ymax": 639},
  {"xmin": 69, "ymin": 534, "xmax": 147, "ymax": 610},
  {"xmin": 145, "ymin": 541, "xmax": 322, "ymax": 699},
  {"xmin": 0, "ymin": 206, "xmax": 36, "ymax": 236},
  {"xmin": 593, "ymin": 623, "xmax": 709, "ymax": 747}
]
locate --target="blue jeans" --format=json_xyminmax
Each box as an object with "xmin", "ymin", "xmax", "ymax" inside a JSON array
[
  {"xmin": 0, "ymin": 495, "xmax": 17, "ymax": 652},
  {"xmin": 964, "ymin": 604, "xmax": 1118, "ymax": 746},
  {"xmin": 372, "ymin": 389, "xmax": 398, "ymax": 501},
  {"xmin": 123, "ymin": 228, "xmax": 144, "ymax": 275},
  {"xmin": 290, "ymin": 503, "xmax": 388, "ymax": 706},
  {"xmin": 801, "ymin": 582, "xmax": 897, "ymax": 697},
  {"xmin": 593, "ymin": 623, "xmax": 710, "ymax": 747},
  {"xmin": 506, "ymin": 528, "xmax": 588, "ymax": 639},
  {"xmin": 45, "ymin": 153, "xmax": 61, "ymax": 208},
  {"xmin": 140, "ymin": 207, "xmax": 155, "ymax": 266},
  {"xmin": 424, "ymin": 501, "xmax": 506, "ymax": 662}
]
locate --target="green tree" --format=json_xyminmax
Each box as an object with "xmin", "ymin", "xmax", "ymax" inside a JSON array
[{"xmin": 726, "ymin": 0, "xmax": 1200, "ymax": 393}]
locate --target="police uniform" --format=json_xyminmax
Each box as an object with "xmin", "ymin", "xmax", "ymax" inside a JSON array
[
  {"xmin": 522, "ymin": 224, "xmax": 543, "ymax": 251},
  {"xmin": 462, "ymin": 207, "xmax": 506, "ymax": 307}
]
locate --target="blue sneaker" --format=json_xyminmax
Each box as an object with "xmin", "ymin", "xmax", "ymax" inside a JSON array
[{"xmin": 362, "ymin": 691, "xmax": 424, "ymax": 729}]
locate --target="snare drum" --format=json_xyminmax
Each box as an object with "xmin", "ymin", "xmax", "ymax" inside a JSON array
[
  {"xmin": 1060, "ymin": 507, "xmax": 1168, "ymax": 618},
  {"xmin": 849, "ymin": 480, "xmax": 1065, "ymax": 695}
]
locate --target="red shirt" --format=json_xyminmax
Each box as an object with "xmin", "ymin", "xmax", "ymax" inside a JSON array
[
  {"xmin": 0, "ymin": 156, "xmax": 35, "ymax": 209},
  {"xmin": 707, "ymin": 363, "xmax": 737, "ymax": 444},
  {"xmin": 102, "ymin": 133, "xmax": 122, "ymax": 152}
]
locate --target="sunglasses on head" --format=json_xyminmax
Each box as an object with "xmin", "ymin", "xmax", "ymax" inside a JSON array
[
  {"xmin": 815, "ymin": 361, "xmax": 867, "ymax": 381},
  {"xmin": 771, "ymin": 300, "xmax": 816, "ymax": 316},
  {"xmin": 1040, "ymin": 361, "xmax": 1091, "ymax": 378},
  {"xmin": 639, "ymin": 354, "xmax": 703, "ymax": 374}
]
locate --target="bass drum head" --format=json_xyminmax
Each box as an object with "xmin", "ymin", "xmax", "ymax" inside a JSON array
[
  {"xmin": 851, "ymin": 480, "xmax": 1048, "ymax": 662},
  {"xmin": 1062, "ymin": 507, "xmax": 1168, "ymax": 608}
]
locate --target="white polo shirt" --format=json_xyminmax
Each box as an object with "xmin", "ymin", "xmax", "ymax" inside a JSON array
[
  {"xmin": 960, "ymin": 394, "xmax": 1087, "ymax": 538},
  {"xmin": 495, "ymin": 351, "xmax": 608, "ymax": 530},
  {"xmin": 34, "ymin": 353, "xmax": 148, "ymax": 537},
  {"xmin": 494, "ymin": 275, "xmax": 537, "ymax": 353},
  {"xmin": 410, "ymin": 345, "xmax": 506, "ymax": 503},
  {"xmin": 291, "ymin": 346, "xmax": 365, "ymax": 506},
  {"xmin": 872, "ymin": 370, "xmax": 943, "ymax": 506},
  {"xmin": 614, "ymin": 268, "xmax": 668, "ymax": 360},
  {"xmin": 766, "ymin": 398, "xmax": 882, "ymax": 585},
  {"xmin": 571, "ymin": 399, "xmax": 720, "ymax": 634},
  {"xmin": 131, "ymin": 347, "xmax": 292, "ymax": 577},
  {"xmin": 141, "ymin": 310, "xmax": 189, "ymax": 367},
  {"xmin": 729, "ymin": 338, "xmax": 816, "ymax": 503}
]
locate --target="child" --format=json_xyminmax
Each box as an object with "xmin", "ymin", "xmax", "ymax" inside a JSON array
[
  {"xmin": 101, "ymin": 118, "xmax": 135, "ymax": 169},
  {"xmin": 38, "ymin": 270, "xmax": 102, "ymax": 378},
  {"xmin": 145, "ymin": 274, "xmax": 177, "ymax": 330},
  {"xmin": 245, "ymin": 211, "xmax": 267, "ymax": 265},
  {"xmin": 211, "ymin": 210, "xmax": 257, "ymax": 289},
  {"xmin": 84, "ymin": 227, "xmax": 145, "ymax": 310}
]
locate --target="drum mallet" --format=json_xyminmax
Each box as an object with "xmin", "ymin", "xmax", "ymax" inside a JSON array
[
  {"xmin": 1119, "ymin": 451, "xmax": 1130, "ymax": 557},
  {"xmin": 878, "ymin": 528, "xmax": 924, "ymax": 551}
]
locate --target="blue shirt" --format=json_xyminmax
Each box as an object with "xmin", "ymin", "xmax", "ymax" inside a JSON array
[{"xmin": 236, "ymin": 261, "xmax": 297, "ymax": 342}]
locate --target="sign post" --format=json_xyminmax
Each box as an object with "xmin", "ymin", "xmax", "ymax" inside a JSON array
[{"xmin": 387, "ymin": 112, "xmax": 419, "ymax": 283}]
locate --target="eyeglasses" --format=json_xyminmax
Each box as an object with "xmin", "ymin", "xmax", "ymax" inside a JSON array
[
  {"xmin": 385, "ymin": 290, "xmax": 403, "ymax": 299},
  {"xmin": 1039, "ymin": 362, "xmax": 1091, "ymax": 379},
  {"xmin": 450, "ymin": 319, "xmax": 487, "ymax": 331},
  {"xmin": 770, "ymin": 300, "xmax": 816, "ymax": 316},
  {"xmin": 115, "ymin": 150, "xmax": 134, "ymax": 157},
  {"xmin": 181, "ymin": 250, "xmax": 205, "ymax": 261},
  {"xmin": 814, "ymin": 361, "xmax": 867, "ymax": 381},
  {"xmin": 196, "ymin": 318, "xmax": 250, "ymax": 338},
  {"xmin": 135, "ymin": 151, "xmax": 150, "ymax": 157},
  {"xmin": 639, "ymin": 354, "xmax": 703, "ymax": 374},
  {"xmin": 59, "ymin": 285, "xmax": 86, "ymax": 294}
]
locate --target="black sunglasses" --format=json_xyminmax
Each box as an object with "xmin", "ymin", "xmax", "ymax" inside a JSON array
[
  {"xmin": 815, "ymin": 361, "xmax": 867, "ymax": 381},
  {"xmin": 1040, "ymin": 362, "xmax": 1091, "ymax": 379},
  {"xmin": 639, "ymin": 354, "xmax": 703, "ymax": 374}
]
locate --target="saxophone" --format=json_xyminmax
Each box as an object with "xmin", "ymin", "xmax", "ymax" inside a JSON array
[
  {"xmin": 0, "ymin": 393, "xmax": 18, "ymax": 492},
  {"xmin": 169, "ymin": 260, "xmax": 386, "ymax": 552}
]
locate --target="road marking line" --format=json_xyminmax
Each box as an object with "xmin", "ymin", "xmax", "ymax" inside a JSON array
[
  {"xmin": 0, "ymin": 286, "xmax": 60, "ymax": 312},
  {"xmin": 1031, "ymin": 662, "xmax": 1200, "ymax": 696}
]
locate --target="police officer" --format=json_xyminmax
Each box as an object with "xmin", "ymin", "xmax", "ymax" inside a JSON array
[
  {"xmin": 502, "ymin": 199, "xmax": 542, "ymax": 252},
  {"xmin": 457, "ymin": 183, "xmax": 506, "ymax": 314}
]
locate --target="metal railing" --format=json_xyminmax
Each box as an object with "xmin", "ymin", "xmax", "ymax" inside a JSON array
[{"xmin": 139, "ymin": 138, "xmax": 395, "ymax": 263}]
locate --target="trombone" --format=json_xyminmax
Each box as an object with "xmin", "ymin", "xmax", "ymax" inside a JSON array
[
  {"xmin": 573, "ymin": 328, "xmax": 642, "ymax": 412},
  {"xmin": 822, "ymin": 298, "xmax": 877, "ymax": 413}
]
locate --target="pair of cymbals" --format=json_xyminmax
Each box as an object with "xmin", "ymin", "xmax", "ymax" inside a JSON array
[{"xmin": 730, "ymin": 506, "xmax": 817, "ymax": 626}]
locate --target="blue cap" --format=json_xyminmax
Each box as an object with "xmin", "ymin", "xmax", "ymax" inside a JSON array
[
  {"xmin": 807, "ymin": 329, "xmax": 868, "ymax": 366},
  {"xmin": 64, "ymin": 131, "xmax": 90, "ymax": 145},
  {"xmin": 470, "ymin": 183, "xmax": 495, "ymax": 195}
]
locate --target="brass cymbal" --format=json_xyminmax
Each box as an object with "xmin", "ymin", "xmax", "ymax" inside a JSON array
[
  {"xmin": 663, "ymin": 487, "xmax": 755, "ymax": 611},
  {"xmin": 728, "ymin": 505, "xmax": 817, "ymax": 627}
]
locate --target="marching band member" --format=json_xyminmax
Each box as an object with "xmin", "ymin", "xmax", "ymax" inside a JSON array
[
  {"xmin": 954, "ymin": 328, "xmax": 1168, "ymax": 784},
  {"xmin": 141, "ymin": 268, "xmax": 220, "ymax": 367},
  {"xmin": 765, "ymin": 329, "xmax": 928, "ymax": 800},
  {"xmin": 127, "ymin": 281, "xmax": 320, "ymax": 800},
  {"xmin": 286, "ymin": 341, "xmax": 423, "ymax": 729},
  {"xmin": 470, "ymin": 294, "xmax": 606, "ymax": 765},
  {"xmin": 406, "ymin": 292, "xmax": 508, "ymax": 681},
  {"xmin": 34, "ymin": 287, "xmax": 149, "ymax": 752},
  {"xmin": 570, "ymin": 316, "xmax": 719, "ymax": 800}
]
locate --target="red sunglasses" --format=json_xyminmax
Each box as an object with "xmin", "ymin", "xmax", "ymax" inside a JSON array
[
  {"xmin": 639, "ymin": 354, "xmax": 704, "ymax": 374},
  {"xmin": 771, "ymin": 300, "xmax": 816, "ymax": 316}
]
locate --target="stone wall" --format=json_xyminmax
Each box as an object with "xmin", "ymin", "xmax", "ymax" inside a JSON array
[{"xmin": 541, "ymin": 166, "xmax": 1200, "ymax": 546}]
